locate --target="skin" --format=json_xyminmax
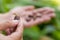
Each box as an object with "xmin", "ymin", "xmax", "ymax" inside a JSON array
[
  {"xmin": 5, "ymin": 6, "xmax": 55, "ymax": 35},
  {"xmin": 0, "ymin": 6, "xmax": 35, "ymax": 40},
  {"xmin": 0, "ymin": 13, "xmax": 18, "ymax": 30},
  {"xmin": 0, "ymin": 18, "xmax": 24, "ymax": 40},
  {"xmin": 0, "ymin": 6, "xmax": 55, "ymax": 40},
  {"xmin": 5, "ymin": 6, "xmax": 35, "ymax": 35},
  {"xmin": 23, "ymin": 8, "xmax": 55, "ymax": 27},
  {"xmin": 9, "ymin": 6, "xmax": 55, "ymax": 27}
]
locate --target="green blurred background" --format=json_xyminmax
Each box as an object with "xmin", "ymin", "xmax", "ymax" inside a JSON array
[{"xmin": 0, "ymin": 0, "xmax": 60, "ymax": 40}]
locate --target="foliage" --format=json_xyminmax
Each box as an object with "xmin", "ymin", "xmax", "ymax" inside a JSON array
[{"xmin": 0, "ymin": 0, "xmax": 60, "ymax": 40}]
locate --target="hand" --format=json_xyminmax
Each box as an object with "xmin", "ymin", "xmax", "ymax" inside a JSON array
[
  {"xmin": 5, "ymin": 6, "xmax": 35, "ymax": 35},
  {"xmin": 23, "ymin": 7, "xmax": 55, "ymax": 27},
  {"xmin": 9, "ymin": 6, "xmax": 55, "ymax": 27},
  {"xmin": 0, "ymin": 19, "xmax": 24, "ymax": 40},
  {"xmin": 9, "ymin": 6, "xmax": 35, "ymax": 17},
  {"xmin": 5, "ymin": 6, "xmax": 55, "ymax": 35},
  {"xmin": 0, "ymin": 13, "xmax": 18, "ymax": 30}
]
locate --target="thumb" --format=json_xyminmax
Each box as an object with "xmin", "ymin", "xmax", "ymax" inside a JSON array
[
  {"xmin": 7, "ymin": 18, "xmax": 24, "ymax": 40},
  {"xmin": 0, "ymin": 20, "xmax": 18, "ymax": 30},
  {"xmin": 9, "ymin": 20, "xmax": 19, "ymax": 28}
]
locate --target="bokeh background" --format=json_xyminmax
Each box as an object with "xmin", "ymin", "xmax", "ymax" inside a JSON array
[{"xmin": 0, "ymin": 0, "xmax": 60, "ymax": 40}]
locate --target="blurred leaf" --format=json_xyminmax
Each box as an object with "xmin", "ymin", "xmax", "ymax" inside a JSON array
[
  {"xmin": 0, "ymin": 0, "xmax": 60, "ymax": 40},
  {"xmin": 23, "ymin": 26, "xmax": 40, "ymax": 40},
  {"xmin": 52, "ymin": 30, "xmax": 60, "ymax": 40},
  {"xmin": 40, "ymin": 25, "xmax": 55, "ymax": 35}
]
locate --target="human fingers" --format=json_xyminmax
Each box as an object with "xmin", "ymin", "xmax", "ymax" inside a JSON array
[
  {"xmin": 22, "ymin": 6, "xmax": 35, "ymax": 11},
  {"xmin": 0, "ymin": 20, "xmax": 18, "ymax": 30},
  {"xmin": 7, "ymin": 18, "xmax": 24, "ymax": 40}
]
